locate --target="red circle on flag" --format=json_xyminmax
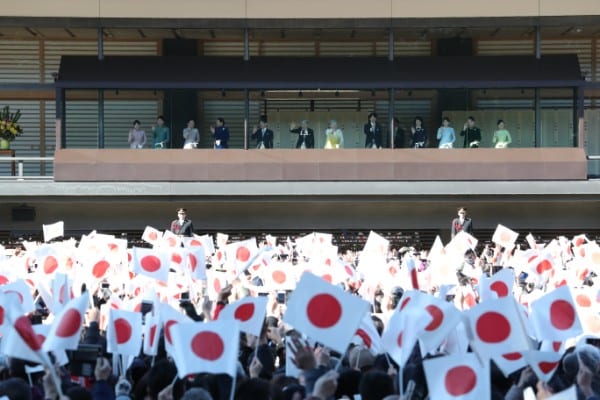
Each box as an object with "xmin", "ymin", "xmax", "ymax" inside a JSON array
[
  {"xmin": 213, "ymin": 278, "xmax": 222, "ymax": 293},
  {"xmin": 539, "ymin": 361, "xmax": 558, "ymax": 374},
  {"xmin": 272, "ymin": 270, "xmax": 286, "ymax": 284},
  {"xmin": 191, "ymin": 331, "xmax": 225, "ymax": 361},
  {"xmin": 188, "ymin": 254, "xmax": 198, "ymax": 271},
  {"xmin": 234, "ymin": 303, "xmax": 255, "ymax": 322},
  {"xmin": 166, "ymin": 237, "xmax": 176, "ymax": 247},
  {"xmin": 0, "ymin": 275, "xmax": 8, "ymax": 285},
  {"xmin": 44, "ymin": 256, "xmax": 59, "ymax": 274},
  {"xmin": 575, "ymin": 237, "xmax": 585, "ymax": 247},
  {"xmin": 171, "ymin": 253, "xmax": 182, "ymax": 265},
  {"xmin": 148, "ymin": 231, "xmax": 158, "ymax": 241},
  {"xmin": 475, "ymin": 312, "xmax": 511, "ymax": 343},
  {"xmin": 344, "ymin": 265, "xmax": 354, "ymax": 277},
  {"xmin": 236, "ymin": 246, "xmax": 251, "ymax": 262},
  {"xmin": 388, "ymin": 266, "xmax": 397, "ymax": 276},
  {"xmin": 4, "ymin": 290, "xmax": 24, "ymax": 304},
  {"xmin": 576, "ymin": 294, "xmax": 592, "ymax": 308},
  {"xmin": 190, "ymin": 240, "xmax": 202, "ymax": 247},
  {"xmin": 355, "ymin": 329, "xmax": 372, "ymax": 349},
  {"xmin": 399, "ymin": 297, "xmax": 411, "ymax": 311},
  {"xmin": 490, "ymin": 281, "xmax": 509, "ymax": 297},
  {"xmin": 149, "ymin": 325, "xmax": 157, "ymax": 346},
  {"xmin": 396, "ymin": 332, "xmax": 403, "ymax": 347},
  {"xmin": 165, "ymin": 320, "xmax": 177, "ymax": 345},
  {"xmin": 536, "ymin": 259, "xmax": 553, "ymax": 274},
  {"xmin": 550, "ymin": 300, "xmax": 575, "ymax": 330},
  {"xmin": 425, "ymin": 305, "xmax": 444, "ymax": 331},
  {"xmin": 325, "ymin": 258, "xmax": 332, "ymax": 267},
  {"xmin": 0, "ymin": 306, "xmax": 4, "ymax": 325},
  {"xmin": 499, "ymin": 231, "xmax": 512, "ymax": 243},
  {"xmin": 15, "ymin": 316, "xmax": 41, "ymax": 351},
  {"xmin": 36, "ymin": 334, "xmax": 46, "ymax": 344},
  {"xmin": 321, "ymin": 274, "xmax": 332, "ymax": 283},
  {"xmin": 445, "ymin": 366, "xmax": 477, "ymax": 396},
  {"xmin": 552, "ymin": 341, "xmax": 562, "ymax": 352},
  {"xmin": 502, "ymin": 352, "xmax": 522, "ymax": 360},
  {"xmin": 92, "ymin": 260, "xmax": 110, "ymax": 278},
  {"xmin": 56, "ymin": 309, "xmax": 82, "ymax": 338},
  {"xmin": 140, "ymin": 255, "xmax": 162, "ymax": 272},
  {"xmin": 306, "ymin": 293, "xmax": 342, "ymax": 328},
  {"xmin": 114, "ymin": 318, "xmax": 132, "ymax": 344}
]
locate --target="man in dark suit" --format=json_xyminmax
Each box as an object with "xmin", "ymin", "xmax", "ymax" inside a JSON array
[
  {"xmin": 290, "ymin": 120, "xmax": 315, "ymax": 149},
  {"xmin": 170, "ymin": 208, "xmax": 194, "ymax": 237},
  {"xmin": 364, "ymin": 112, "xmax": 383, "ymax": 148},
  {"xmin": 251, "ymin": 117, "xmax": 274, "ymax": 149},
  {"xmin": 451, "ymin": 207, "xmax": 473, "ymax": 238}
]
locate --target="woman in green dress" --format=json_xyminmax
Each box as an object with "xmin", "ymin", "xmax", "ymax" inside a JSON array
[{"xmin": 492, "ymin": 119, "xmax": 512, "ymax": 148}]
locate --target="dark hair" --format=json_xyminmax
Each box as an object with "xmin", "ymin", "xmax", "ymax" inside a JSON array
[
  {"xmin": 393, "ymin": 117, "xmax": 400, "ymax": 125},
  {"xmin": 133, "ymin": 120, "xmax": 141, "ymax": 126},
  {"xmin": 335, "ymin": 369, "xmax": 361, "ymax": 399},
  {"xmin": 259, "ymin": 115, "xmax": 268, "ymax": 123},
  {"xmin": 497, "ymin": 119, "xmax": 504, "ymax": 126},
  {"xmin": 176, "ymin": 208, "xmax": 187, "ymax": 213},
  {"xmin": 368, "ymin": 112, "xmax": 377, "ymax": 119},
  {"xmin": 359, "ymin": 371, "xmax": 395, "ymax": 400},
  {"xmin": 147, "ymin": 359, "xmax": 181, "ymax": 400},
  {"xmin": 66, "ymin": 386, "xmax": 93, "ymax": 400},
  {"xmin": 467, "ymin": 116, "xmax": 475, "ymax": 122},
  {"xmin": 157, "ymin": 115, "xmax": 165, "ymax": 122},
  {"xmin": 457, "ymin": 207, "xmax": 467, "ymax": 212},
  {"xmin": 413, "ymin": 116, "xmax": 424, "ymax": 126},
  {"xmin": 442, "ymin": 117, "xmax": 450, "ymax": 123},
  {"xmin": 217, "ymin": 117, "xmax": 225, "ymax": 125},
  {"xmin": 0, "ymin": 378, "xmax": 32, "ymax": 400},
  {"xmin": 235, "ymin": 378, "xmax": 271, "ymax": 400}
]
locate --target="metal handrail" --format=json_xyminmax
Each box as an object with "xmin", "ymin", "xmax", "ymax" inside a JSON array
[{"xmin": 0, "ymin": 156, "xmax": 54, "ymax": 180}]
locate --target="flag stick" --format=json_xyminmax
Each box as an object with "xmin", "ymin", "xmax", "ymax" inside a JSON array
[{"xmin": 228, "ymin": 371, "xmax": 237, "ymax": 400}]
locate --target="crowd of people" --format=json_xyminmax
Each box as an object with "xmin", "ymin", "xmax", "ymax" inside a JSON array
[
  {"xmin": 0, "ymin": 210, "xmax": 598, "ymax": 400},
  {"xmin": 126, "ymin": 113, "xmax": 514, "ymax": 150}
]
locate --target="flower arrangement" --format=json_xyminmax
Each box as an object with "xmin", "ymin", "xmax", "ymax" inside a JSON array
[{"xmin": 0, "ymin": 105, "xmax": 24, "ymax": 142}]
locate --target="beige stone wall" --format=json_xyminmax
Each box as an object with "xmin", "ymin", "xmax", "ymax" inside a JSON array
[{"xmin": 3, "ymin": 0, "xmax": 599, "ymax": 19}]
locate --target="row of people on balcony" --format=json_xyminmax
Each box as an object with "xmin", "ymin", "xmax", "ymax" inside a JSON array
[{"xmin": 128, "ymin": 114, "xmax": 512, "ymax": 149}]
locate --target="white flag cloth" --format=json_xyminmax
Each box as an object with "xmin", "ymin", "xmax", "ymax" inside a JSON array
[
  {"xmin": 188, "ymin": 234, "xmax": 215, "ymax": 255},
  {"xmin": 186, "ymin": 246, "xmax": 207, "ymax": 280},
  {"xmin": 141, "ymin": 226, "xmax": 162, "ymax": 246},
  {"xmin": 170, "ymin": 319, "xmax": 240, "ymax": 378},
  {"xmin": 423, "ymin": 353, "xmax": 490, "ymax": 400},
  {"xmin": 283, "ymin": 272, "xmax": 369, "ymax": 354},
  {"xmin": 107, "ymin": 309, "xmax": 143, "ymax": 356},
  {"xmin": 464, "ymin": 297, "xmax": 531, "ymax": 361},
  {"xmin": 522, "ymin": 350, "xmax": 563, "ymax": 383},
  {"xmin": 218, "ymin": 296, "xmax": 268, "ymax": 337},
  {"xmin": 131, "ymin": 247, "xmax": 170, "ymax": 283},
  {"xmin": 43, "ymin": 291, "xmax": 90, "ymax": 352},
  {"xmin": 362, "ymin": 231, "xmax": 389, "ymax": 256},
  {"xmin": 491, "ymin": 351, "xmax": 528, "ymax": 378},
  {"xmin": 529, "ymin": 285, "xmax": 583, "ymax": 341},
  {"xmin": 1, "ymin": 279, "xmax": 35, "ymax": 314},
  {"xmin": 143, "ymin": 311, "xmax": 161, "ymax": 356},
  {"xmin": 160, "ymin": 303, "xmax": 192, "ymax": 356},
  {"xmin": 352, "ymin": 312, "xmax": 384, "ymax": 356},
  {"xmin": 382, "ymin": 305, "xmax": 429, "ymax": 367},
  {"xmin": 545, "ymin": 386, "xmax": 577, "ymax": 400},
  {"xmin": 478, "ymin": 268, "xmax": 515, "ymax": 302},
  {"xmin": 43, "ymin": 221, "xmax": 64, "ymax": 243},
  {"xmin": 491, "ymin": 224, "xmax": 519, "ymax": 249},
  {"xmin": 224, "ymin": 238, "xmax": 259, "ymax": 275}
]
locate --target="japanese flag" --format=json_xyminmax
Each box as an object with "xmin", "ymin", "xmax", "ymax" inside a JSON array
[
  {"xmin": 224, "ymin": 238, "xmax": 259, "ymax": 274},
  {"xmin": 479, "ymin": 268, "xmax": 515, "ymax": 302},
  {"xmin": 143, "ymin": 312, "xmax": 161, "ymax": 356},
  {"xmin": 1, "ymin": 323, "xmax": 67, "ymax": 366},
  {"xmin": 529, "ymin": 285, "xmax": 583, "ymax": 341},
  {"xmin": 423, "ymin": 353, "xmax": 489, "ymax": 400},
  {"xmin": 107, "ymin": 309, "xmax": 143, "ymax": 356},
  {"xmin": 2, "ymin": 279, "xmax": 35, "ymax": 314},
  {"xmin": 51, "ymin": 273, "xmax": 73, "ymax": 314},
  {"xmin": 190, "ymin": 234, "xmax": 215, "ymax": 255},
  {"xmin": 415, "ymin": 294, "xmax": 462, "ymax": 355},
  {"xmin": 446, "ymin": 231, "xmax": 478, "ymax": 256},
  {"xmin": 382, "ymin": 304, "xmax": 429, "ymax": 367},
  {"xmin": 491, "ymin": 351, "xmax": 528, "ymax": 378},
  {"xmin": 283, "ymin": 272, "xmax": 370, "ymax": 354},
  {"xmin": 141, "ymin": 226, "xmax": 162, "ymax": 246},
  {"xmin": 362, "ymin": 231, "xmax": 389, "ymax": 257},
  {"xmin": 83, "ymin": 256, "xmax": 113, "ymax": 281},
  {"xmin": 206, "ymin": 269, "xmax": 229, "ymax": 301},
  {"xmin": 43, "ymin": 291, "xmax": 90, "ymax": 352},
  {"xmin": 170, "ymin": 319, "xmax": 240, "ymax": 378},
  {"xmin": 584, "ymin": 242, "xmax": 600, "ymax": 268},
  {"xmin": 218, "ymin": 296, "xmax": 268, "ymax": 337},
  {"xmin": 522, "ymin": 350, "xmax": 562, "ymax": 383},
  {"xmin": 161, "ymin": 230, "xmax": 182, "ymax": 249},
  {"xmin": 132, "ymin": 247, "xmax": 170, "ymax": 283},
  {"xmin": 34, "ymin": 244, "xmax": 62, "ymax": 276},
  {"xmin": 492, "ymin": 224, "xmax": 519, "ymax": 250},
  {"xmin": 168, "ymin": 247, "xmax": 187, "ymax": 273},
  {"xmin": 186, "ymin": 246, "xmax": 206, "ymax": 281},
  {"xmin": 526, "ymin": 233, "xmax": 538, "ymax": 250},
  {"xmin": 43, "ymin": 221, "xmax": 64, "ymax": 243},
  {"xmin": 160, "ymin": 303, "xmax": 192, "ymax": 356},
  {"xmin": 465, "ymin": 297, "xmax": 531, "ymax": 361},
  {"xmin": 216, "ymin": 233, "xmax": 229, "ymax": 248},
  {"xmin": 262, "ymin": 263, "xmax": 297, "ymax": 291},
  {"xmin": 352, "ymin": 312, "xmax": 384, "ymax": 356}
]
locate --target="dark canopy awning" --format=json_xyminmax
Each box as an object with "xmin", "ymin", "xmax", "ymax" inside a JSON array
[{"xmin": 56, "ymin": 55, "xmax": 583, "ymax": 90}]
